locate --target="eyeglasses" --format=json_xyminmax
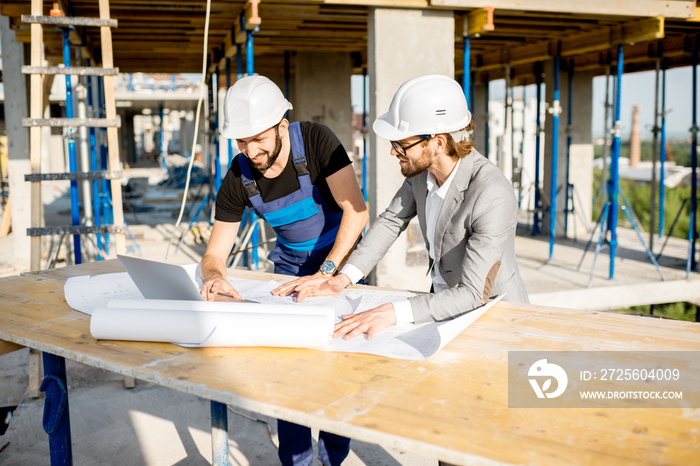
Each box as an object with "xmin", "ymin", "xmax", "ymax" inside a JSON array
[{"xmin": 390, "ymin": 136, "xmax": 430, "ymax": 157}]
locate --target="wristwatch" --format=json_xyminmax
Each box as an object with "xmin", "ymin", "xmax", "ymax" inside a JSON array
[{"xmin": 319, "ymin": 260, "xmax": 338, "ymax": 276}]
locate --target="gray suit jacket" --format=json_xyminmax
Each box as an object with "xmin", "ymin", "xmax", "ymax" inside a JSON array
[{"xmin": 347, "ymin": 149, "xmax": 529, "ymax": 323}]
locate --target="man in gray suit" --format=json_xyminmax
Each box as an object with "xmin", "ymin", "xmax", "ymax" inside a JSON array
[{"xmin": 274, "ymin": 74, "xmax": 529, "ymax": 340}]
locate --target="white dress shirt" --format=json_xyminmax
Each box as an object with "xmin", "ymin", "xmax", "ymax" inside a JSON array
[{"xmin": 340, "ymin": 158, "xmax": 462, "ymax": 324}]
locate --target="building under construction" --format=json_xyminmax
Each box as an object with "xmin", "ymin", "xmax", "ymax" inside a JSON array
[{"xmin": 0, "ymin": 1, "xmax": 699, "ymax": 465}]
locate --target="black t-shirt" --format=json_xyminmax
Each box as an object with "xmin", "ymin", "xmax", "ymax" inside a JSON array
[{"xmin": 215, "ymin": 121, "xmax": 351, "ymax": 223}]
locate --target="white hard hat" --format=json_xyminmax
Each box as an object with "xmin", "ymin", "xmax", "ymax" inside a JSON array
[
  {"xmin": 221, "ymin": 75, "xmax": 293, "ymax": 139},
  {"xmin": 373, "ymin": 74, "xmax": 472, "ymax": 141}
]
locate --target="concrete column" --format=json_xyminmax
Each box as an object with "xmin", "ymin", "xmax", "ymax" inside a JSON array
[
  {"xmin": 567, "ymin": 70, "xmax": 594, "ymax": 240},
  {"xmin": 0, "ymin": 16, "xmax": 31, "ymax": 267},
  {"xmin": 543, "ymin": 60, "xmax": 593, "ymax": 241},
  {"xmin": 368, "ymin": 7, "xmax": 454, "ymax": 290},
  {"xmin": 293, "ymin": 52, "xmax": 353, "ymax": 152},
  {"xmin": 472, "ymin": 80, "xmax": 489, "ymax": 158},
  {"xmin": 122, "ymin": 111, "xmax": 136, "ymax": 166}
]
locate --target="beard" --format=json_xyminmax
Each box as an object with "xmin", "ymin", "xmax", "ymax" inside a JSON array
[
  {"xmin": 400, "ymin": 145, "xmax": 435, "ymax": 178},
  {"xmin": 250, "ymin": 125, "xmax": 283, "ymax": 173}
]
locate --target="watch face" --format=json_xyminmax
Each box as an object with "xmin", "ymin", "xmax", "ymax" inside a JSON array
[{"xmin": 320, "ymin": 260, "xmax": 337, "ymax": 274}]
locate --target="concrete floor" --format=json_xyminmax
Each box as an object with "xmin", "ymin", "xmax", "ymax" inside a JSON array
[{"xmin": 1, "ymin": 167, "xmax": 698, "ymax": 465}]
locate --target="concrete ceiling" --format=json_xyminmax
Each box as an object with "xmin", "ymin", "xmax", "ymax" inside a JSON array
[{"xmin": 1, "ymin": 1, "xmax": 698, "ymax": 84}]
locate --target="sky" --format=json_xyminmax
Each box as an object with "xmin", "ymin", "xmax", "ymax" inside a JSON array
[{"xmin": 351, "ymin": 66, "xmax": 697, "ymax": 140}]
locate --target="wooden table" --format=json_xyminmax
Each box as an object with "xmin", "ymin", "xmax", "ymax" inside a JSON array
[{"xmin": 2, "ymin": 260, "xmax": 700, "ymax": 465}]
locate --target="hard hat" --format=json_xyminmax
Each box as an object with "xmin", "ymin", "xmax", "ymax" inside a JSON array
[
  {"xmin": 221, "ymin": 75, "xmax": 293, "ymax": 139},
  {"xmin": 373, "ymin": 74, "xmax": 472, "ymax": 141}
]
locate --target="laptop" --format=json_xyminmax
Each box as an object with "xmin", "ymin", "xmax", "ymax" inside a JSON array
[{"xmin": 117, "ymin": 255, "xmax": 204, "ymax": 301}]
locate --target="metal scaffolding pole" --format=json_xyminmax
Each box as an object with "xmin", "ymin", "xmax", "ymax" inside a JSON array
[
  {"xmin": 85, "ymin": 59, "xmax": 104, "ymax": 256},
  {"xmin": 609, "ymin": 44, "xmax": 624, "ymax": 279},
  {"xmin": 649, "ymin": 55, "xmax": 661, "ymax": 251},
  {"xmin": 532, "ymin": 62, "xmax": 543, "ymax": 236},
  {"xmin": 600, "ymin": 58, "xmax": 612, "ymax": 215},
  {"xmin": 689, "ymin": 35, "xmax": 699, "ymax": 273},
  {"xmin": 210, "ymin": 71, "xmax": 221, "ymax": 194},
  {"xmin": 236, "ymin": 43, "xmax": 243, "ymax": 79},
  {"xmin": 509, "ymin": 72, "xmax": 516, "ymax": 189},
  {"xmin": 362, "ymin": 67, "xmax": 368, "ymax": 202},
  {"xmin": 503, "ymin": 64, "xmax": 511, "ymax": 176},
  {"xmin": 659, "ymin": 60, "xmax": 668, "ymax": 239},
  {"xmin": 463, "ymin": 34, "xmax": 470, "ymax": 109},
  {"xmin": 564, "ymin": 60, "xmax": 574, "ymax": 238},
  {"xmin": 549, "ymin": 52, "xmax": 561, "ymax": 261},
  {"xmin": 62, "ymin": 28, "xmax": 82, "ymax": 264},
  {"xmin": 226, "ymin": 57, "xmax": 234, "ymax": 169}
]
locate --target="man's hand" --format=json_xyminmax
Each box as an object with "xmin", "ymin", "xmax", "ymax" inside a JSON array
[
  {"xmin": 333, "ymin": 303, "xmax": 397, "ymax": 341},
  {"xmin": 199, "ymin": 277, "xmax": 242, "ymax": 301},
  {"xmin": 271, "ymin": 271, "xmax": 325, "ymax": 297},
  {"xmin": 273, "ymin": 273, "xmax": 351, "ymax": 302}
]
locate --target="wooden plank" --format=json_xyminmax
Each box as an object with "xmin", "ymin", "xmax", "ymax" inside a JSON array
[
  {"xmin": 21, "ymin": 258, "xmax": 124, "ymax": 281},
  {"xmin": 27, "ymin": 225, "xmax": 127, "ymax": 236},
  {"xmin": 245, "ymin": 0, "xmax": 261, "ymax": 29},
  {"xmin": 0, "ymin": 340, "xmax": 24, "ymax": 356},
  {"xmin": 21, "ymin": 65, "xmax": 119, "ymax": 76},
  {"xmin": 466, "ymin": 7, "xmax": 494, "ymax": 36},
  {"xmin": 22, "ymin": 118, "xmax": 121, "ymax": 128},
  {"xmin": 24, "ymin": 170, "xmax": 123, "ymax": 182},
  {"xmin": 27, "ymin": 348, "xmax": 41, "ymax": 398},
  {"xmin": 429, "ymin": 0, "xmax": 696, "ymax": 19},
  {"xmin": 29, "ymin": 0, "xmax": 42, "ymax": 272},
  {"xmin": 474, "ymin": 17, "xmax": 665, "ymax": 71},
  {"xmin": 622, "ymin": 16, "xmax": 665, "ymax": 43},
  {"xmin": 99, "ymin": 0, "xmax": 126, "ymax": 255},
  {"xmin": 0, "ymin": 270, "xmax": 699, "ymax": 465},
  {"xmin": 323, "ymin": 0, "xmax": 429, "ymax": 6},
  {"xmin": 686, "ymin": 6, "xmax": 700, "ymax": 21},
  {"xmin": 21, "ymin": 14, "xmax": 118, "ymax": 28}
]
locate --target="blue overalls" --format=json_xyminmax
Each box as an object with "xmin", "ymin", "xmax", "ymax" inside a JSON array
[
  {"xmin": 238, "ymin": 122, "xmax": 351, "ymax": 466},
  {"xmin": 238, "ymin": 122, "xmax": 343, "ymax": 277}
]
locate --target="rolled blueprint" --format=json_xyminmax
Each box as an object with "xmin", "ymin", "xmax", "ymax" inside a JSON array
[{"xmin": 90, "ymin": 301, "xmax": 334, "ymax": 349}]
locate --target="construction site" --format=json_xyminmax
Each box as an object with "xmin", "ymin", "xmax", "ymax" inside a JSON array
[{"xmin": 1, "ymin": 1, "xmax": 700, "ymax": 465}]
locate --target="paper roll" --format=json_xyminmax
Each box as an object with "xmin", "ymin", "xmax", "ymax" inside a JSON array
[{"xmin": 90, "ymin": 303, "xmax": 334, "ymax": 348}]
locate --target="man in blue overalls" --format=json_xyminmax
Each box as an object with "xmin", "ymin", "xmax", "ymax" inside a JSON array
[{"xmin": 199, "ymin": 75, "xmax": 368, "ymax": 466}]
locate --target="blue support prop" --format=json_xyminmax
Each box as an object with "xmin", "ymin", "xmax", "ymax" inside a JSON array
[
  {"xmin": 40, "ymin": 353, "xmax": 72, "ymax": 466},
  {"xmin": 210, "ymin": 401, "xmax": 231, "ymax": 466},
  {"xmin": 532, "ymin": 65, "xmax": 543, "ymax": 236},
  {"xmin": 690, "ymin": 36, "xmax": 699, "ymax": 273},
  {"xmin": 579, "ymin": 45, "xmax": 663, "ymax": 282},
  {"xmin": 62, "ymin": 28, "xmax": 82, "ymax": 264},
  {"xmin": 564, "ymin": 60, "xmax": 574, "ymax": 238},
  {"xmin": 609, "ymin": 44, "xmax": 624, "ymax": 279},
  {"xmin": 659, "ymin": 63, "xmax": 667, "ymax": 238},
  {"xmin": 463, "ymin": 35, "xmax": 470, "ymax": 109},
  {"xmin": 549, "ymin": 53, "xmax": 561, "ymax": 261},
  {"xmin": 246, "ymin": 30, "xmax": 254, "ymax": 77},
  {"xmin": 85, "ymin": 59, "xmax": 104, "ymax": 256},
  {"xmin": 159, "ymin": 104, "xmax": 166, "ymax": 160},
  {"xmin": 362, "ymin": 67, "xmax": 368, "ymax": 202},
  {"xmin": 97, "ymin": 76, "xmax": 112, "ymax": 255}
]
